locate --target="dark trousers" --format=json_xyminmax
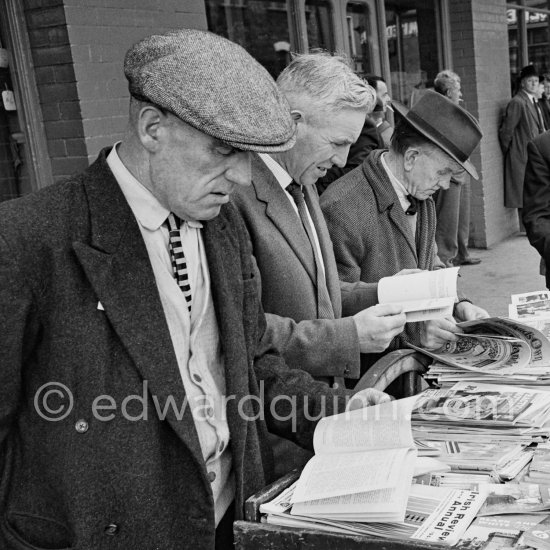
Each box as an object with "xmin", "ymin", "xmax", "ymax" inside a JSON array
[{"xmin": 215, "ymin": 502, "xmax": 235, "ymax": 550}]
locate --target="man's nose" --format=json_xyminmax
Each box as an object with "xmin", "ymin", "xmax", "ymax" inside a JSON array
[
  {"xmin": 439, "ymin": 175, "xmax": 452, "ymax": 190},
  {"xmin": 332, "ymin": 146, "xmax": 351, "ymax": 168},
  {"xmin": 227, "ymin": 152, "xmax": 252, "ymax": 187}
]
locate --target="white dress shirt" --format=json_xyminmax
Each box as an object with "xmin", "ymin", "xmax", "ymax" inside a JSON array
[{"xmin": 107, "ymin": 144, "xmax": 234, "ymax": 526}]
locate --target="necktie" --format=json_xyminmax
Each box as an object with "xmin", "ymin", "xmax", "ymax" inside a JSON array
[
  {"xmin": 533, "ymin": 98, "xmax": 547, "ymax": 132},
  {"xmin": 406, "ymin": 194, "xmax": 419, "ymax": 216},
  {"xmin": 286, "ymin": 182, "xmax": 334, "ymax": 319},
  {"xmin": 165, "ymin": 213, "xmax": 192, "ymax": 312}
]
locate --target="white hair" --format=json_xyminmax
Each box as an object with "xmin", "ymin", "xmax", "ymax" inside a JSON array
[
  {"xmin": 434, "ymin": 70, "xmax": 460, "ymax": 95},
  {"xmin": 276, "ymin": 51, "xmax": 376, "ymax": 113}
]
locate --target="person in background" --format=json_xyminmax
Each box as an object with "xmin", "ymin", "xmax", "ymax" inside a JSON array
[
  {"xmin": 499, "ymin": 65, "xmax": 546, "ymax": 230},
  {"xmin": 523, "ymin": 129, "xmax": 550, "ymax": 289},
  {"xmin": 321, "ymin": 90, "xmax": 489, "ymax": 374},
  {"xmin": 539, "ymin": 74, "xmax": 550, "ymax": 129},
  {"xmin": 432, "ymin": 69, "xmax": 481, "ymax": 267},
  {"xmin": 0, "ymin": 30, "xmax": 389, "ymax": 550}
]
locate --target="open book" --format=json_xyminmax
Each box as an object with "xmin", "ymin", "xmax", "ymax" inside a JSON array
[
  {"xmin": 289, "ymin": 397, "xmax": 418, "ymax": 522},
  {"xmin": 378, "ymin": 267, "xmax": 459, "ymax": 322}
]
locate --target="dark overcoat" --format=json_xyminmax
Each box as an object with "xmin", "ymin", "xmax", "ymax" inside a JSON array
[
  {"xmin": 0, "ymin": 150, "xmax": 345, "ymax": 550},
  {"xmin": 499, "ymin": 90, "xmax": 544, "ymax": 207}
]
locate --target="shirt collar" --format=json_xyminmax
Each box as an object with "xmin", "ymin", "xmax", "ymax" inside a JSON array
[
  {"xmin": 380, "ymin": 152, "xmax": 413, "ymax": 212},
  {"xmin": 107, "ymin": 143, "xmax": 202, "ymax": 231},
  {"xmin": 259, "ymin": 153, "xmax": 293, "ymax": 191}
]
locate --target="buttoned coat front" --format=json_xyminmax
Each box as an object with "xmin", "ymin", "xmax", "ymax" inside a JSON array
[
  {"xmin": 499, "ymin": 89, "xmax": 544, "ymax": 207},
  {"xmin": 0, "ymin": 150, "xmax": 345, "ymax": 550},
  {"xmin": 231, "ymin": 154, "xmax": 378, "ymax": 380}
]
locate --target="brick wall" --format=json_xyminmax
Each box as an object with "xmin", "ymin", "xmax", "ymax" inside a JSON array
[
  {"xmin": 449, "ymin": 0, "xmax": 517, "ymax": 247},
  {"xmin": 63, "ymin": 0, "xmax": 208, "ymax": 161},
  {"xmin": 24, "ymin": 0, "xmax": 87, "ymax": 182}
]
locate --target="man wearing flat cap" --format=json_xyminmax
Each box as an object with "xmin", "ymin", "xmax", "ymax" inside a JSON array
[
  {"xmin": 500, "ymin": 64, "xmax": 547, "ymax": 225},
  {"xmin": 0, "ymin": 29, "xmax": 387, "ymax": 550},
  {"xmin": 321, "ymin": 90, "xmax": 490, "ymax": 373}
]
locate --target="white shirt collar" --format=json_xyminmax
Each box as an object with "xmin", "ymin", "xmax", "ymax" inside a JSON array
[
  {"xmin": 380, "ymin": 152, "xmax": 413, "ymax": 212},
  {"xmin": 259, "ymin": 153, "xmax": 293, "ymax": 191},
  {"xmin": 107, "ymin": 143, "xmax": 202, "ymax": 230}
]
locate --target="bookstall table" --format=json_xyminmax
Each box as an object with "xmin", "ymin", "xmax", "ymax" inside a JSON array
[{"xmin": 233, "ymin": 470, "xmax": 448, "ymax": 550}]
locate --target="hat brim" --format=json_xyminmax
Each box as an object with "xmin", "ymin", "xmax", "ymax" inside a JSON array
[{"xmin": 392, "ymin": 101, "xmax": 479, "ymax": 180}]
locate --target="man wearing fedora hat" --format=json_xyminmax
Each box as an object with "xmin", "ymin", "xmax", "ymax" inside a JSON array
[
  {"xmin": 0, "ymin": 29, "xmax": 389, "ymax": 550},
  {"xmin": 321, "ymin": 89, "xmax": 489, "ymax": 373},
  {"xmin": 500, "ymin": 65, "xmax": 546, "ymax": 225}
]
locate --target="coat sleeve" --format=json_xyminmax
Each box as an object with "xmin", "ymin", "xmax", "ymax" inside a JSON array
[
  {"xmin": 252, "ymin": 296, "xmax": 353, "ymax": 450},
  {"xmin": 499, "ymin": 99, "xmax": 522, "ymax": 154},
  {"xmin": 0, "ymin": 233, "xmax": 36, "ymax": 458},
  {"xmin": 523, "ymin": 137, "xmax": 550, "ymax": 266}
]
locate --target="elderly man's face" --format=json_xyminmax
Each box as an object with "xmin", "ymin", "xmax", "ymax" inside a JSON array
[
  {"xmin": 447, "ymin": 82, "xmax": 462, "ymax": 105},
  {"xmin": 404, "ymin": 146, "xmax": 463, "ymax": 200},
  {"xmin": 282, "ymin": 108, "xmax": 365, "ymax": 186},
  {"xmin": 148, "ymin": 113, "xmax": 252, "ymax": 221}
]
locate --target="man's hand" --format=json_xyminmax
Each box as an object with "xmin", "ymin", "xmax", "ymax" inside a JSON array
[
  {"xmin": 346, "ymin": 388, "xmax": 392, "ymax": 412},
  {"xmin": 419, "ymin": 317, "xmax": 461, "ymax": 350},
  {"xmin": 353, "ymin": 304, "xmax": 406, "ymax": 353},
  {"xmin": 455, "ymin": 301, "xmax": 490, "ymax": 322}
]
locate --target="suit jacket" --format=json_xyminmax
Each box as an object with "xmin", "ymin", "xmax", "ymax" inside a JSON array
[
  {"xmin": 0, "ymin": 149, "xmax": 347, "ymax": 550},
  {"xmin": 499, "ymin": 90, "xmax": 543, "ymax": 207},
  {"xmin": 316, "ymin": 116, "xmax": 383, "ymax": 195},
  {"xmin": 231, "ymin": 154, "xmax": 379, "ymax": 380},
  {"xmin": 523, "ymin": 131, "xmax": 550, "ymax": 289}
]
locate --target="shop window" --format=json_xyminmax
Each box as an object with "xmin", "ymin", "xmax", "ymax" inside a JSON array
[
  {"xmin": 205, "ymin": 0, "xmax": 291, "ymax": 78},
  {"xmin": 346, "ymin": 1, "xmax": 380, "ymax": 76},
  {"xmin": 384, "ymin": 0, "xmax": 441, "ymax": 106},
  {"xmin": 507, "ymin": 4, "xmax": 550, "ymax": 94},
  {"xmin": 305, "ymin": 0, "xmax": 335, "ymax": 51}
]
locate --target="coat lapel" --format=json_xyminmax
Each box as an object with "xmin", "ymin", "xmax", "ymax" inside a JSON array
[
  {"xmin": 202, "ymin": 213, "xmax": 249, "ymax": 483},
  {"xmin": 251, "ymin": 155, "xmax": 317, "ymax": 285},
  {"xmin": 365, "ymin": 152, "xmax": 417, "ymax": 260},
  {"xmin": 72, "ymin": 152, "xmax": 205, "ymax": 470}
]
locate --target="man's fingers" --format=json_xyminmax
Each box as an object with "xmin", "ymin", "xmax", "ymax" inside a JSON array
[{"xmin": 371, "ymin": 303, "xmax": 404, "ymax": 316}]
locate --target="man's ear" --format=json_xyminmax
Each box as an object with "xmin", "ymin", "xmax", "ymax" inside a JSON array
[
  {"xmin": 403, "ymin": 147, "xmax": 419, "ymax": 171},
  {"xmin": 137, "ymin": 105, "xmax": 165, "ymax": 152},
  {"xmin": 291, "ymin": 109, "xmax": 304, "ymax": 124}
]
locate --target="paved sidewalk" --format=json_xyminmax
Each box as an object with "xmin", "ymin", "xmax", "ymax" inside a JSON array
[{"xmin": 458, "ymin": 234, "xmax": 546, "ymax": 317}]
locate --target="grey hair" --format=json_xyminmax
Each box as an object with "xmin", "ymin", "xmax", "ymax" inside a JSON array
[
  {"xmin": 276, "ymin": 51, "xmax": 376, "ymax": 113},
  {"xmin": 434, "ymin": 70, "xmax": 460, "ymax": 95}
]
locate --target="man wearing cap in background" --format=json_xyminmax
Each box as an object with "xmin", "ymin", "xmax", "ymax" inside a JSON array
[
  {"xmin": 232, "ymin": 53, "xmax": 408, "ymax": 475},
  {"xmin": 321, "ymin": 90, "xmax": 490, "ymax": 374},
  {"xmin": 0, "ymin": 30, "xmax": 389, "ymax": 550},
  {"xmin": 500, "ymin": 64, "xmax": 547, "ymax": 229}
]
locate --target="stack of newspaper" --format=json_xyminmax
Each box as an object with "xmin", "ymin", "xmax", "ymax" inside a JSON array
[{"xmin": 412, "ymin": 381, "xmax": 550, "ymax": 446}]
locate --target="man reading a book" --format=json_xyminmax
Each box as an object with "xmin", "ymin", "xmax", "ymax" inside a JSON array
[{"xmin": 320, "ymin": 90, "xmax": 489, "ymax": 373}]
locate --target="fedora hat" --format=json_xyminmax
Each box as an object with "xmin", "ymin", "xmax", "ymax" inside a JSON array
[
  {"xmin": 392, "ymin": 89, "xmax": 482, "ymax": 179},
  {"xmin": 519, "ymin": 65, "xmax": 538, "ymax": 81}
]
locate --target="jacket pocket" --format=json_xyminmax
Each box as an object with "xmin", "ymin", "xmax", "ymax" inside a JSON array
[{"xmin": 1, "ymin": 511, "xmax": 73, "ymax": 550}]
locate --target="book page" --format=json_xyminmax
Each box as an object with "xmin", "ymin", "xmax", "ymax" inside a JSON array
[
  {"xmin": 313, "ymin": 396, "xmax": 417, "ymax": 455},
  {"xmin": 291, "ymin": 447, "xmax": 411, "ymax": 503},
  {"xmin": 378, "ymin": 267, "xmax": 459, "ymax": 305}
]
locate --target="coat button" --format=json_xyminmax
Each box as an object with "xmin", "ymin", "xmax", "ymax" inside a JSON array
[
  {"xmin": 207, "ymin": 471, "xmax": 216, "ymax": 483},
  {"xmin": 75, "ymin": 419, "xmax": 88, "ymax": 433},
  {"xmin": 343, "ymin": 366, "xmax": 351, "ymax": 376},
  {"xmin": 104, "ymin": 523, "xmax": 119, "ymax": 536}
]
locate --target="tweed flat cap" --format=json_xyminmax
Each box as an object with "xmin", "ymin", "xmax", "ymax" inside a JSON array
[{"xmin": 124, "ymin": 29, "xmax": 296, "ymax": 153}]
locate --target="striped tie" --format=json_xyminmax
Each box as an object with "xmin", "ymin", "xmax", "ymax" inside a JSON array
[{"xmin": 165, "ymin": 213, "xmax": 192, "ymax": 312}]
